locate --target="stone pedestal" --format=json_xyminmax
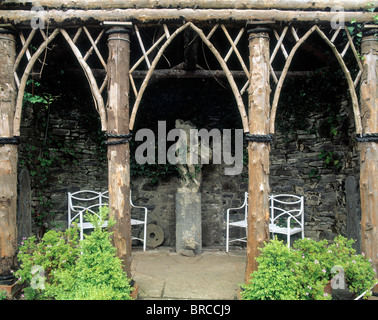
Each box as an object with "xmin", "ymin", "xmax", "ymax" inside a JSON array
[{"xmin": 175, "ymin": 192, "xmax": 202, "ymax": 255}]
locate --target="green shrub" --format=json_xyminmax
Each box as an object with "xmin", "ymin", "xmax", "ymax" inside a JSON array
[
  {"xmin": 0, "ymin": 290, "xmax": 7, "ymax": 300},
  {"xmin": 240, "ymin": 239, "xmax": 301, "ymax": 300},
  {"xmin": 241, "ymin": 236, "xmax": 377, "ymax": 300},
  {"xmin": 15, "ymin": 223, "xmax": 81, "ymax": 299},
  {"xmin": 15, "ymin": 206, "xmax": 133, "ymax": 300}
]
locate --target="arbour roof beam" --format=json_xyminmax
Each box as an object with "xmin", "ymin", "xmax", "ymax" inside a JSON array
[
  {"xmin": 0, "ymin": 9, "xmax": 375, "ymax": 27},
  {"xmin": 1, "ymin": 0, "xmax": 374, "ymax": 11}
]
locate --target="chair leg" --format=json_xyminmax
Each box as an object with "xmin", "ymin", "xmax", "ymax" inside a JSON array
[
  {"xmin": 226, "ymin": 226, "xmax": 229, "ymax": 252},
  {"xmin": 143, "ymin": 223, "xmax": 147, "ymax": 252},
  {"xmin": 287, "ymin": 233, "xmax": 290, "ymax": 248}
]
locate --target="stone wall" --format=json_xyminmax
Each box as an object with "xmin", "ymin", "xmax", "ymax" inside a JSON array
[
  {"xmin": 269, "ymin": 100, "xmax": 360, "ymax": 244},
  {"xmin": 18, "ymin": 93, "xmax": 361, "ymax": 250},
  {"xmin": 19, "ymin": 101, "xmax": 108, "ymax": 236}
]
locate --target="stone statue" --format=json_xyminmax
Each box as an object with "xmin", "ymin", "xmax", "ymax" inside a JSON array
[{"xmin": 174, "ymin": 119, "xmax": 212, "ymax": 193}]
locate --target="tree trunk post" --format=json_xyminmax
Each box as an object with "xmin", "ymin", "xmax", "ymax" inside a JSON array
[
  {"xmin": 245, "ymin": 27, "xmax": 271, "ymax": 283},
  {"xmin": 359, "ymin": 28, "xmax": 378, "ymax": 276},
  {"xmin": 0, "ymin": 28, "xmax": 18, "ymax": 278},
  {"xmin": 106, "ymin": 25, "xmax": 133, "ymax": 278}
]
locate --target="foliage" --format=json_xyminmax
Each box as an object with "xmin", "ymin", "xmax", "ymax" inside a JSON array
[
  {"xmin": 15, "ymin": 206, "xmax": 133, "ymax": 300},
  {"xmin": 0, "ymin": 290, "xmax": 7, "ymax": 300},
  {"xmin": 241, "ymin": 236, "xmax": 377, "ymax": 300},
  {"xmin": 240, "ymin": 239, "xmax": 302, "ymax": 300},
  {"xmin": 325, "ymin": 236, "xmax": 377, "ymax": 296},
  {"xmin": 15, "ymin": 224, "xmax": 81, "ymax": 299},
  {"xmin": 21, "ymin": 80, "xmax": 81, "ymax": 228},
  {"xmin": 129, "ymin": 139, "xmax": 179, "ymax": 185},
  {"xmin": 347, "ymin": 3, "xmax": 378, "ymax": 60},
  {"xmin": 318, "ymin": 150, "xmax": 341, "ymax": 170}
]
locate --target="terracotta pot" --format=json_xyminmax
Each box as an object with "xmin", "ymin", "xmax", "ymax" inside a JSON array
[
  {"xmin": 324, "ymin": 281, "xmax": 332, "ymax": 296},
  {"xmin": 130, "ymin": 283, "xmax": 139, "ymax": 300}
]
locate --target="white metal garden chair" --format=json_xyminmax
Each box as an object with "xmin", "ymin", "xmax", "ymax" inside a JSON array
[
  {"xmin": 68, "ymin": 190, "xmax": 148, "ymax": 251},
  {"xmin": 226, "ymin": 193, "xmax": 304, "ymax": 251},
  {"xmin": 269, "ymin": 194, "xmax": 305, "ymax": 248},
  {"xmin": 226, "ymin": 192, "xmax": 248, "ymax": 252}
]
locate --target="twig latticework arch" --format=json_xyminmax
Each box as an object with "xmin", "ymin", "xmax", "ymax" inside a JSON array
[
  {"xmin": 60, "ymin": 27, "xmax": 108, "ymax": 132},
  {"xmin": 13, "ymin": 28, "xmax": 60, "ymax": 137},
  {"xmin": 269, "ymin": 25, "xmax": 363, "ymax": 135},
  {"xmin": 128, "ymin": 22, "xmax": 250, "ymax": 133},
  {"xmin": 13, "ymin": 27, "xmax": 109, "ymax": 136},
  {"xmin": 12, "ymin": 23, "xmax": 366, "ymax": 137}
]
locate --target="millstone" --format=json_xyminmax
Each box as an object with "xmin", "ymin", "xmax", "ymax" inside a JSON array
[{"xmin": 140, "ymin": 223, "xmax": 164, "ymax": 248}]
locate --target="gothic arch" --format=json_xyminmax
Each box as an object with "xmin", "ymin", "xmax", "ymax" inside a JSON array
[
  {"xmin": 13, "ymin": 27, "xmax": 108, "ymax": 137},
  {"xmin": 269, "ymin": 25, "xmax": 363, "ymax": 135},
  {"xmin": 129, "ymin": 22, "xmax": 249, "ymax": 133}
]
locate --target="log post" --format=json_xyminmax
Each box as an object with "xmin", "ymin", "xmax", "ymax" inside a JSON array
[
  {"xmin": 359, "ymin": 28, "xmax": 378, "ymax": 276},
  {"xmin": 245, "ymin": 27, "xmax": 271, "ymax": 283},
  {"xmin": 106, "ymin": 25, "xmax": 132, "ymax": 278},
  {"xmin": 0, "ymin": 29, "xmax": 18, "ymax": 278}
]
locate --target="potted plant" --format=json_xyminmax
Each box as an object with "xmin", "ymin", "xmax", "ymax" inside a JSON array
[
  {"xmin": 293, "ymin": 236, "xmax": 377, "ymax": 298},
  {"xmin": 241, "ymin": 236, "xmax": 377, "ymax": 300}
]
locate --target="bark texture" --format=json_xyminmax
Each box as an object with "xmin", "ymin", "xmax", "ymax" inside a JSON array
[
  {"xmin": 360, "ymin": 32, "xmax": 378, "ymax": 275},
  {"xmin": 245, "ymin": 29, "xmax": 271, "ymax": 283},
  {"xmin": 106, "ymin": 27, "xmax": 132, "ymax": 278},
  {"xmin": 2, "ymin": 0, "xmax": 372, "ymax": 10},
  {"xmin": 0, "ymin": 30, "xmax": 17, "ymax": 276},
  {"xmin": 0, "ymin": 9, "xmax": 374, "ymax": 26}
]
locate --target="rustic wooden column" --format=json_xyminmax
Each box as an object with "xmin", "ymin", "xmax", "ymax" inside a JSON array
[
  {"xmin": 0, "ymin": 29, "xmax": 18, "ymax": 278},
  {"xmin": 244, "ymin": 27, "xmax": 271, "ymax": 282},
  {"xmin": 106, "ymin": 25, "xmax": 132, "ymax": 278},
  {"xmin": 359, "ymin": 28, "xmax": 378, "ymax": 276}
]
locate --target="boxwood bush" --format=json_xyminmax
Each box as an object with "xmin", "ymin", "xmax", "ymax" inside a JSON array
[{"xmin": 15, "ymin": 206, "xmax": 133, "ymax": 300}]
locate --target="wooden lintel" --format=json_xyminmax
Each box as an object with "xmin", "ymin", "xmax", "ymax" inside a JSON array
[
  {"xmin": 89, "ymin": 68, "xmax": 316, "ymax": 79},
  {"xmin": 1, "ymin": 0, "xmax": 373, "ymax": 11},
  {"xmin": 0, "ymin": 9, "xmax": 374, "ymax": 27}
]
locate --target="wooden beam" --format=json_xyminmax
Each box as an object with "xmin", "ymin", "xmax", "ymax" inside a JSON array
[
  {"xmin": 106, "ymin": 26, "xmax": 132, "ymax": 278},
  {"xmin": 0, "ymin": 29, "xmax": 18, "ymax": 278},
  {"xmin": 0, "ymin": 9, "xmax": 374, "ymax": 26},
  {"xmin": 89, "ymin": 68, "xmax": 317, "ymax": 79},
  {"xmin": 2, "ymin": 0, "xmax": 372, "ymax": 11},
  {"xmin": 359, "ymin": 30, "xmax": 378, "ymax": 277},
  {"xmin": 245, "ymin": 28, "xmax": 271, "ymax": 283}
]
